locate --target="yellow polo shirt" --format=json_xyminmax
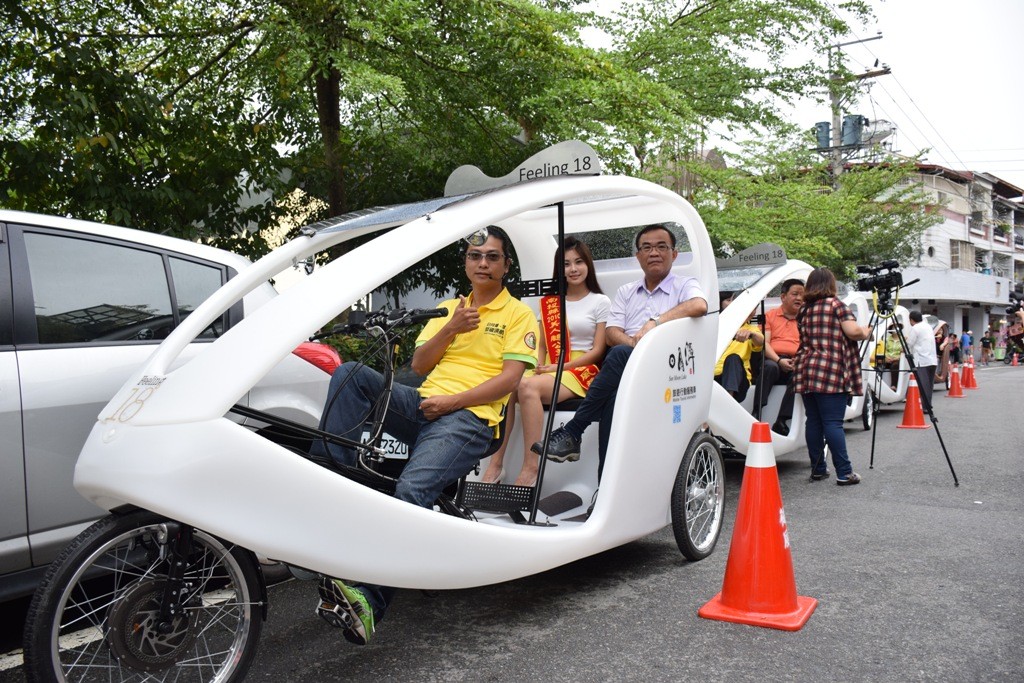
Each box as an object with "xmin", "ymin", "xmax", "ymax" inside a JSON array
[
  {"xmin": 714, "ymin": 322, "xmax": 763, "ymax": 381},
  {"xmin": 415, "ymin": 288, "xmax": 538, "ymax": 429}
]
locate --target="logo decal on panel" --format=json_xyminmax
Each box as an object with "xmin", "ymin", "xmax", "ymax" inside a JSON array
[{"xmin": 665, "ymin": 342, "xmax": 697, "ymax": 411}]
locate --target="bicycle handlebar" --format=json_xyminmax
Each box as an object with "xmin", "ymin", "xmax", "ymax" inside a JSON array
[
  {"xmin": 394, "ymin": 307, "xmax": 450, "ymax": 325},
  {"xmin": 311, "ymin": 307, "xmax": 448, "ymax": 340}
]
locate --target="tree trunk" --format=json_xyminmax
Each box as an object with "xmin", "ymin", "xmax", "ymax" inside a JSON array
[{"xmin": 315, "ymin": 64, "xmax": 346, "ymax": 217}]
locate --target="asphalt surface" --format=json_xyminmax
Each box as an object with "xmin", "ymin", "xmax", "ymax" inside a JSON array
[{"xmin": 2, "ymin": 363, "xmax": 1022, "ymax": 681}]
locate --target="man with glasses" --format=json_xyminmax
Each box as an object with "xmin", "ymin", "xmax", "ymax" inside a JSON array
[
  {"xmin": 312, "ymin": 225, "xmax": 538, "ymax": 646},
  {"xmin": 536, "ymin": 223, "xmax": 707, "ymax": 475}
]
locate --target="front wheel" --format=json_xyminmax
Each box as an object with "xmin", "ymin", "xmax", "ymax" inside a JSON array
[
  {"xmin": 23, "ymin": 509, "xmax": 264, "ymax": 683},
  {"xmin": 671, "ymin": 433, "xmax": 725, "ymax": 561},
  {"xmin": 861, "ymin": 390, "xmax": 875, "ymax": 431}
]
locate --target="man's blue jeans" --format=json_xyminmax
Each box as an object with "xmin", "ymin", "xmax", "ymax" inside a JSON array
[
  {"xmin": 310, "ymin": 362, "xmax": 493, "ymax": 507},
  {"xmin": 562, "ymin": 344, "xmax": 632, "ymax": 477},
  {"xmin": 802, "ymin": 392, "xmax": 853, "ymax": 478},
  {"xmin": 310, "ymin": 362, "xmax": 493, "ymax": 620}
]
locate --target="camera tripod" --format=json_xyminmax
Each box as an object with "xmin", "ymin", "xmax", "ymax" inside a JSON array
[{"xmin": 860, "ymin": 287, "xmax": 959, "ymax": 486}]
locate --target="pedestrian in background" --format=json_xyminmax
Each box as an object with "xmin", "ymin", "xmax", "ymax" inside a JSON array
[
  {"xmin": 960, "ymin": 329, "xmax": 973, "ymax": 362},
  {"xmin": 793, "ymin": 267, "xmax": 871, "ymax": 486},
  {"xmin": 980, "ymin": 328, "xmax": 993, "ymax": 366},
  {"xmin": 907, "ymin": 310, "xmax": 939, "ymax": 410}
]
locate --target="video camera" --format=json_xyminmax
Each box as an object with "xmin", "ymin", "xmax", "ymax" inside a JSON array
[
  {"xmin": 856, "ymin": 261, "xmax": 905, "ymax": 314},
  {"xmin": 856, "ymin": 260, "xmax": 903, "ymax": 294}
]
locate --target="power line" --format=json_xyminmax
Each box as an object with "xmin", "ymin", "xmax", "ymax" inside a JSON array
[
  {"xmin": 821, "ymin": 4, "xmax": 939, "ymax": 157},
  {"xmin": 950, "ymin": 159, "xmax": 1024, "ymax": 164},
  {"xmin": 870, "ymin": 82, "xmax": 960, "ymax": 167},
  {"xmin": 822, "ymin": 0, "xmax": 978, "ymax": 174},
  {"xmin": 885, "ymin": 73, "xmax": 974, "ymax": 171},
  {"xmin": 957, "ymin": 148, "xmax": 1024, "ymax": 153}
]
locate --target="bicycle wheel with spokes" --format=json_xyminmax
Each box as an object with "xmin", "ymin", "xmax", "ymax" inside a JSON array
[
  {"xmin": 670, "ymin": 433, "xmax": 726, "ymax": 561},
  {"xmin": 23, "ymin": 509, "xmax": 264, "ymax": 683}
]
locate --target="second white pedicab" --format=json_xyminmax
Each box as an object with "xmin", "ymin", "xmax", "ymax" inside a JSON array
[{"xmin": 706, "ymin": 246, "xmax": 811, "ymax": 457}]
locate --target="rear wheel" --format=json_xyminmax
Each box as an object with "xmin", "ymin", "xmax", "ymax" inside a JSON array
[
  {"xmin": 23, "ymin": 509, "xmax": 264, "ymax": 683},
  {"xmin": 671, "ymin": 433, "xmax": 725, "ymax": 561}
]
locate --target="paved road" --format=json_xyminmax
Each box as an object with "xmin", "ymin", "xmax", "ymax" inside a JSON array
[{"xmin": 3, "ymin": 364, "xmax": 1021, "ymax": 681}]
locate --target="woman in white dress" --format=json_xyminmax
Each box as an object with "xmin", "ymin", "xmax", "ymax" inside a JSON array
[{"xmin": 481, "ymin": 237, "xmax": 610, "ymax": 486}]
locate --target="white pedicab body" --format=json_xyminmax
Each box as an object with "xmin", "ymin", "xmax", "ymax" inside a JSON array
[
  {"xmin": 708, "ymin": 255, "xmax": 915, "ymax": 457},
  {"xmin": 857, "ymin": 300, "xmax": 912, "ymax": 410},
  {"xmin": 708, "ymin": 253, "xmax": 812, "ymax": 456},
  {"xmin": 71, "ymin": 173, "xmax": 720, "ymax": 592}
]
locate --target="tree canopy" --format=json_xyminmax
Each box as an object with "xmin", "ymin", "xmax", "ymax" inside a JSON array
[
  {"xmin": 2, "ymin": 0, "xmax": 931, "ymax": 289},
  {"xmin": 664, "ymin": 132, "xmax": 942, "ymax": 279}
]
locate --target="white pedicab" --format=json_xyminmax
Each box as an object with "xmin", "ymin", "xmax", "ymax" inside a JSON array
[
  {"xmin": 23, "ymin": 143, "xmax": 723, "ymax": 683},
  {"xmin": 707, "ymin": 246, "xmax": 812, "ymax": 457},
  {"xmin": 837, "ymin": 289, "xmax": 889, "ymax": 431},
  {"xmin": 856, "ymin": 300, "xmax": 913, "ymax": 412},
  {"xmin": 708, "ymin": 252, "xmax": 913, "ymax": 459}
]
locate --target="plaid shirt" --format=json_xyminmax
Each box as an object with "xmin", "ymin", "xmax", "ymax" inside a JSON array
[{"xmin": 793, "ymin": 297, "xmax": 863, "ymax": 396}]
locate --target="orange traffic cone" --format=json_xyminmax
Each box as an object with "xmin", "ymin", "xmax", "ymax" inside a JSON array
[
  {"xmin": 698, "ymin": 422, "xmax": 817, "ymax": 631},
  {"xmin": 947, "ymin": 363, "xmax": 965, "ymax": 398},
  {"xmin": 898, "ymin": 375, "xmax": 930, "ymax": 429},
  {"xmin": 1013, "ymin": 353, "xmax": 1020, "ymax": 367},
  {"xmin": 962, "ymin": 356, "xmax": 978, "ymax": 390}
]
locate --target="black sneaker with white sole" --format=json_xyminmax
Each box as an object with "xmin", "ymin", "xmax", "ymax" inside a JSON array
[{"xmin": 531, "ymin": 427, "xmax": 581, "ymax": 462}]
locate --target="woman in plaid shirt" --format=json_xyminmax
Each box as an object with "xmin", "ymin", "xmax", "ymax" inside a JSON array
[{"xmin": 793, "ymin": 268, "xmax": 872, "ymax": 486}]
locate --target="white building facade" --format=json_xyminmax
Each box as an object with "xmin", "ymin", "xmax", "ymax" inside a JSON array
[{"xmin": 901, "ymin": 165, "xmax": 1023, "ymax": 356}]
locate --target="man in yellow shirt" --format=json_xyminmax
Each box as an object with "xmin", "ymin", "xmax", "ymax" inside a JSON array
[
  {"xmin": 714, "ymin": 292, "xmax": 764, "ymax": 401},
  {"xmin": 312, "ymin": 226, "xmax": 537, "ymax": 645},
  {"xmin": 882, "ymin": 327, "xmax": 902, "ymax": 389}
]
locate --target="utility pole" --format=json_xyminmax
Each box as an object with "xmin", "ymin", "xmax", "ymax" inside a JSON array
[{"xmin": 828, "ymin": 34, "xmax": 891, "ymax": 184}]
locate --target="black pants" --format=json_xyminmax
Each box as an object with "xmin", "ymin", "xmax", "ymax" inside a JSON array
[
  {"xmin": 913, "ymin": 365, "xmax": 936, "ymax": 411},
  {"xmin": 715, "ymin": 354, "xmax": 750, "ymax": 402},
  {"xmin": 752, "ymin": 358, "xmax": 794, "ymax": 424}
]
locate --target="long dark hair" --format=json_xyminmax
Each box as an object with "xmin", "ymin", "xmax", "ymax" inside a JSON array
[
  {"xmin": 555, "ymin": 236, "xmax": 603, "ymax": 295},
  {"xmin": 802, "ymin": 267, "xmax": 837, "ymax": 306}
]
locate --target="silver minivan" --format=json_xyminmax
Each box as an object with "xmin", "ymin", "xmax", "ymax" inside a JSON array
[{"xmin": 0, "ymin": 210, "xmax": 332, "ymax": 600}]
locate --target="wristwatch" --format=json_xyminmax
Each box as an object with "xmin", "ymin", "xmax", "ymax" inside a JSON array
[{"xmin": 650, "ymin": 314, "xmax": 661, "ymax": 326}]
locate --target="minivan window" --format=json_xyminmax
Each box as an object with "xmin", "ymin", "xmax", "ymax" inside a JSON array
[{"xmin": 25, "ymin": 233, "xmax": 175, "ymax": 343}]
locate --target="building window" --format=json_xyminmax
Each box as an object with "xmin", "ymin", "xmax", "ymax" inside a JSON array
[
  {"xmin": 975, "ymin": 250, "xmax": 991, "ymax": 274},
  {"xmin": 950, "ymin": 240, "xmax": 974, "ymax": 271}
]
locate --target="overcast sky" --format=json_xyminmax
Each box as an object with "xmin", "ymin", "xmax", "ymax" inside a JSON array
[
  {"xmin": 812, "ymin": 0, "xmax": 1024, "ymax": 192},
  {"xmin": 585, "ymin": 0, "xmax": 1024, "ymax": 193}
]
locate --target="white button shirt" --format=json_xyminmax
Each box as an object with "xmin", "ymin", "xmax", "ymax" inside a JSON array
[{"xmin": 607, "ymin": 272, "xmax": 705, "ymax": 335}]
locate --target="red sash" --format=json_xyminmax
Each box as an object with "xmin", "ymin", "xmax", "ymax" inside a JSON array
[{"xmin": 540, "ymin": 296, "xmax": 599, "ymax": 392}]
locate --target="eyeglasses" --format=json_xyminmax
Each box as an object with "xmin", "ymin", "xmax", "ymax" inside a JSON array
[
  {"xmin": 466, "ymin": 251, "xmax": 505, "ymax": 263},
  {"xmin": 637, "ymin": 243, "xmax": 672, "ymax": 255}
]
